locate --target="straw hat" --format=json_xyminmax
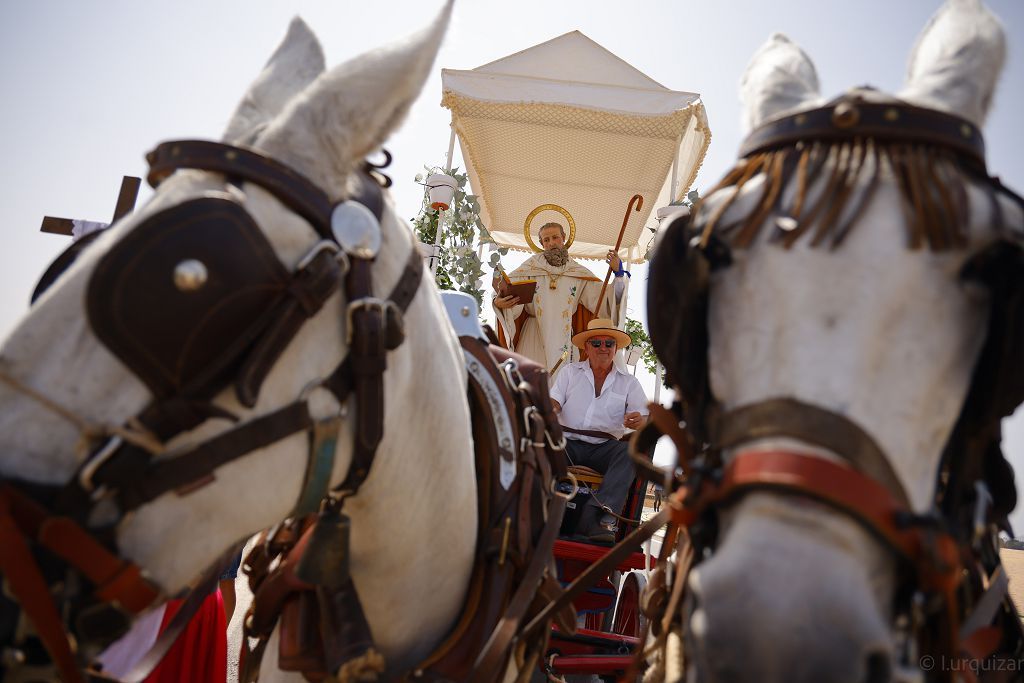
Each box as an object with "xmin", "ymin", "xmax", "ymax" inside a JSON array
[{"xmin": 571, "ymin": 318, "xmax": 631, "ymax": 350}]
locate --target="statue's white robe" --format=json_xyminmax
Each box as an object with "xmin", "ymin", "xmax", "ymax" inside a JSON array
[{"xmin": 494, "ymin": 253, "xmax": 624, "ymax": 374}]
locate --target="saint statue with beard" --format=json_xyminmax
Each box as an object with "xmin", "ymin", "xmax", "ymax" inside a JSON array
[{"xmin": 493, "ymin": 221, "xmax": 626, "ymax": 374}]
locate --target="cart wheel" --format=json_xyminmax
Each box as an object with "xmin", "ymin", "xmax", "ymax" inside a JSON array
[{"xmin": 611, "ymin": 571, "xmax": 647, "ymax": 637}]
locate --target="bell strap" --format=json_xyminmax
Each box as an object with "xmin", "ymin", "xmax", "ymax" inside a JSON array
[{"xmin": 712, "ymin": 397, "xmax": 911, "ymax": 508}]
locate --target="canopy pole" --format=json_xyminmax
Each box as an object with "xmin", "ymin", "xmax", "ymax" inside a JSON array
[
  {"xmin": 596, "ymin": 194, "xmax": 643, "ymax": 314},
  {"xmin": 430, "ymin": 126, "xmax": 458, "ymax": 276},
  {"xmin": 653, "ymin": 360, "xmax": 663, "ymax": 403},
  {"xmin": 653, "ymin": 146, "xmax": 681, "ymax": 403},
  {"xmin": 670, "ymin": 144, "xmax": 680, "ymax": 204}
]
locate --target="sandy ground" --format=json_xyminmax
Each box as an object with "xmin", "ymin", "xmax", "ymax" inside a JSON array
[
  {"xmin": 227, "ymin": 537, "xmax": 257, "ymax": 683},
  {"xmin": 1000, "ymin": 547, "xmax": 1024, "ymax": 619}
]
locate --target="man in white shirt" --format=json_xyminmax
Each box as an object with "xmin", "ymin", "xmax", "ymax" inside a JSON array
[{"xmin": 550, "ymin": 318, "xmax": 648, "ymax": 543}]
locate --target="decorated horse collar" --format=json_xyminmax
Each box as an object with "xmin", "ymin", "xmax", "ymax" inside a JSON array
[{"xmin": 739, "ymin": 90, "xmax": 987, "ymax": 169}]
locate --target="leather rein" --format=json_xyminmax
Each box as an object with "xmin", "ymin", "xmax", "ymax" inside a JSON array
[{"xmin": 0, "ymin": 140, "xmax": 422, "ymax": 682}]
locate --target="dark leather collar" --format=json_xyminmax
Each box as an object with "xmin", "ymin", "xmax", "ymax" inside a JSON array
[{"xmin": 740, "ymin": 93, "xmax": 986, "ymax": 169}]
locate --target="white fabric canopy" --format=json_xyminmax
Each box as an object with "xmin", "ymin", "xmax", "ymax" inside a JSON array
[{"xmin": 441, "ymin": 30, "xmax": 711, "ymax": 262}]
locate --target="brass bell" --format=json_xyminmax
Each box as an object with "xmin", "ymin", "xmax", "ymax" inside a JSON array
[{"xmin": 294, "ymin": 506, "xmax": 351, "ymax": 590}]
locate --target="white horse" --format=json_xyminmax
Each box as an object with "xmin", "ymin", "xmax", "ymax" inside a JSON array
[
  {"xmin": 0, "ymin": 5, "xmax": 485, "ymax": 681},
  {"xmin": 647, "ymin": 1, "xmax": 1023, "ymax": 681}
]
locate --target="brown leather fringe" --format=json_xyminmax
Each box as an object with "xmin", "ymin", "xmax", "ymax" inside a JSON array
[
  {"xmin": 698, "ymin": 153, "xmax": 767, "ymax": 248},
  {"xmin": 694, "ymin": 138, "xmax": 990, "ymax": 253},
  {"xmin": 831, "ymin": 141, "xmax": 881, "ymax": 249}
]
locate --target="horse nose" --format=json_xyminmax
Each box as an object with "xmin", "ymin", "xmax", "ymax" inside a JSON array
[{"xmin": 685, "ymin": 566, "xmax": 894, "ymax": 683}]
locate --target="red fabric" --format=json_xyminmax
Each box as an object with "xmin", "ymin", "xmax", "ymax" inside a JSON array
[{"xmin": 145, "ymin": 589, "xmax": 227, "ymax": 683}]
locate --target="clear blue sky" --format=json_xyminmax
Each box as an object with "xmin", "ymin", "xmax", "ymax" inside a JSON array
[{"xmin": 1, "ymin": 0, "xmax": 1022, "ymax": 523}]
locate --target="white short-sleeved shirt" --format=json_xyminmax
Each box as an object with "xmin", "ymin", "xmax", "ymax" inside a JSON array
[{"xmin": 550, "ymin": 360, "xmax": 649, "ymax": 444}]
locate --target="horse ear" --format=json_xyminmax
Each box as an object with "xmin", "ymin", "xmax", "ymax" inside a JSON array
[
  {"xmin": 740, "ymin": 33, "xmax": 823, "ymax": 133},
  {"xmin": 900, "ymin": 0, "xmax": 1006, "ymax": 127},
  {"xmin": 222, "ymin": 17, "xmax": 326, "ymax": 145},
  {"xmin": 254, "ymin": 1, "xmax": 453, "ymax": 199}
]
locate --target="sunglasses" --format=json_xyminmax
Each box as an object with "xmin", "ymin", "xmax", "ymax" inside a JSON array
[{"xmin": 588, "ymin": 340, "xmax": 616, "ymax": 349}]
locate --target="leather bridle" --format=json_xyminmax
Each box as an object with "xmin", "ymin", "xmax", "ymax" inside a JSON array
[{"xmin": 0, "ymin": 140, "xmax": 422, "ymax": 681}]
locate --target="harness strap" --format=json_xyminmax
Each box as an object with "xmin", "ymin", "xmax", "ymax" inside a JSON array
[
  {"xmin": 322, "ymin": 247, "xmax": 422, "ymax": 405},
  {"xmin": 234, "ymin": 248, "xmax": 344, "ymax": 407},
  {"xmin": 679, "ymin": 450, "xmax": 959, "ymax": 586},
  {"xmin": 469, "ymin": 493, "xmax": 566, "ymax": 683},
  {"xmin": 3, "ymin": 484, "xmax": 160, "ymax": 614},
  {"xmin": 672, "ymin": 449, "xmax": 963, "ymax": 659},
  {"xmin": 146, "ymin": 140, "xmax": 334, "ymax": 238},
  {"xmin": 115, "ymin": 401, "xmax": 314, "ymax": 512},
  {"xmin": 338, "ymin": 257, "xmax": 385, "ymax": 494},
  {"xmin": 0, "ymin": 495, "xmax": 84, "ymax": 683},
  {"xmin": 712, "ymin": 398, "xmax": 911, "ymax": 507}
]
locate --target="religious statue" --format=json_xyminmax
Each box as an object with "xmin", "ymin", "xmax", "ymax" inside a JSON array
[{"xmin": 492, "ymin": 208, "xmax": 627, "ymax": 374}]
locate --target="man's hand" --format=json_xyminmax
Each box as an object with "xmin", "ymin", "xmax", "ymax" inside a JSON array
[
  {"xmin": 623, "ymin": 411, "xmax": 645, "ymax": 430},
  {"xmin": 551, "ymin": 399, "xmax": 562, "ymax": 414},
  {"xmin": 606, "ymin": 250, "xmax": 622, "ymax": 273},
  {"xmin": 493, "ymin": 295, "xmax": 521, "ymax": 310}
]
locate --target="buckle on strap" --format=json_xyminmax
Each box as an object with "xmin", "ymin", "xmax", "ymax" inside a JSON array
[
  {"xmin": 79, "ymin": 435, "xmax": 124, "ymax": 496},
  {"xmin": 345, "ymin": 297, "xmax": 400, "ymax": 344}
]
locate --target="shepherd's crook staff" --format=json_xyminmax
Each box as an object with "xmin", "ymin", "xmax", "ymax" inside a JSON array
[
  {"xmin": 549, "ymin": 195, "xmax": 642, "ymax": 376},
  {"xmin": 596, "ymin": 193, "xmax": 643, "ymax": 314}
]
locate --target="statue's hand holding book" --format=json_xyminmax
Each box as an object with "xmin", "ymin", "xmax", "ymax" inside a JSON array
[{"xmin": 493, "ymin": 270, "xmax": 537, "ymax": 304}]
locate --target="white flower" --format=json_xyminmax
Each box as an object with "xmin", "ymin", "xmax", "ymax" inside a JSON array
[{"xmin": 414, "ymin": 173, "xmax": 423, "ymax": 183}]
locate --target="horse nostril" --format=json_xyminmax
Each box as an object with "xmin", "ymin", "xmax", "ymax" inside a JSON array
[{"xmin": 864, "ymin": 650, "xmax": 891, "ymax": 683}]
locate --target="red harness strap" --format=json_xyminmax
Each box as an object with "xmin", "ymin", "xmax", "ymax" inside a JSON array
[
  {"xmin": 0, "ymin": 485, "xmax": 160, "ymax": 679},
  {"xmin": 670, "ymin": 450, "xmax": 962, "ymax": 655}
]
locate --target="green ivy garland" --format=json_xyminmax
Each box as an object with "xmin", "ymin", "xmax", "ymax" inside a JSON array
[{"xmin": 411, "ymin": 166, "xmax": 507, "ymax": 306}]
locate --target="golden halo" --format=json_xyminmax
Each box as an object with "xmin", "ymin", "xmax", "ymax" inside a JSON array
[{"xmin": 524, "ymin": 204, "xmax": 575, "ymax": 253}]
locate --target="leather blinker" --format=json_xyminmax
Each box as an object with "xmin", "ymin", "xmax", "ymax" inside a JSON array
[{"xmin": 86, "ymin": 194, "xmax": 294, "ymax": 402}]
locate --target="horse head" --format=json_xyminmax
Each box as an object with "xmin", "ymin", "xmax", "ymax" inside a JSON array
[
  {"xmin": 0, "ymin": 4, "xmax": 479, "ymax": 679},
  {"xmin": 648, "ymin": 1, "xmax": 1023, "ymax": 681}
]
